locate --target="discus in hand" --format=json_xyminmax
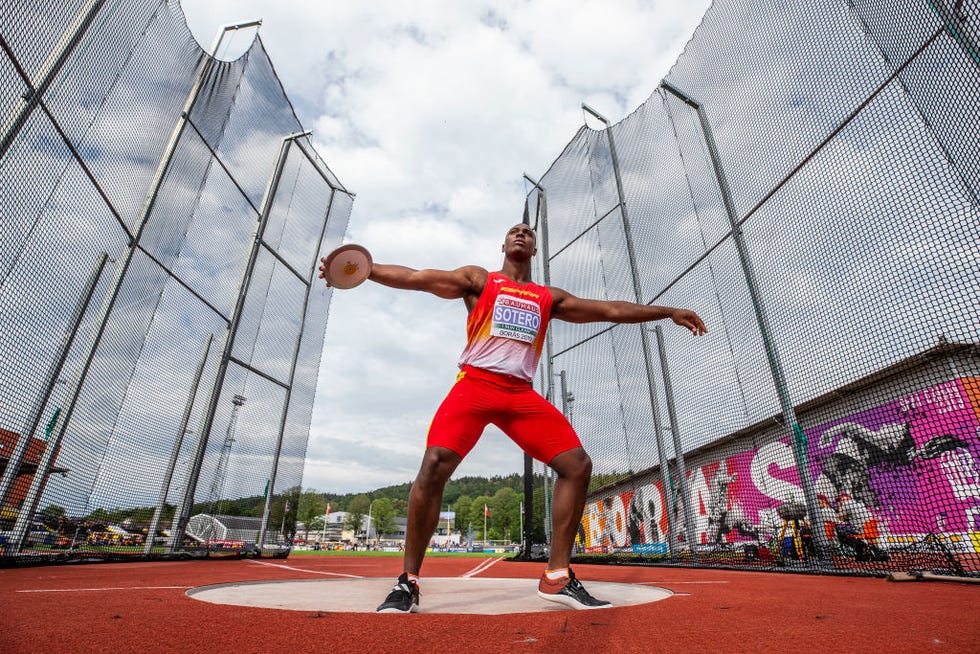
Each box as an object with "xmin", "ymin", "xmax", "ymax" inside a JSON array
[{"xmin": 320, "ymin": 244, "xmax": 373, "ymax": 289}]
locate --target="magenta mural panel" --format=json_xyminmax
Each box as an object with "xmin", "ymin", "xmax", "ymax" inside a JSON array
[
  {"xmin": 601, "ymin": 378, "xmax": 980, "ymax": 549},
  {"xmin": 810, "ymin": 378, "xmax": 980, "ymax": 535}
]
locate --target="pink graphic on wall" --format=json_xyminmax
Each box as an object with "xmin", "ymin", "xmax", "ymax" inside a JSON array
[
  {"xmin": 810, "ymin": 378, "xmax": 980, "ymax": 534},
  {"xmin": 611, "ymin": 378, "xmax": 980, "ymax": 547}
]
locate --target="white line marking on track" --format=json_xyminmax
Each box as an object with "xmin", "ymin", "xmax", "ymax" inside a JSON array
[
  {"xmin": 461, "ymin": 556, "xmax": 504, "ymax": 577},
  {"xmin": 247, "ymin": 559, "xmax": 363, "ymax": 577},
  {"xmin": 638, "ymin": 581, "xmax": 730, "ymax": 584},
  {"xmin": 17, "ymin": 586, "xmax": 191, "ymax": 593}
]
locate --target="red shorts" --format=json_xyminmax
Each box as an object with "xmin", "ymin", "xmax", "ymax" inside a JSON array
[{"xmin": 426, "ymin": 365, "xmax": 582, "ymax": 464}]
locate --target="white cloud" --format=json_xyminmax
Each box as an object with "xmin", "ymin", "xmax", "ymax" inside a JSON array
[{"xmin": 181, "ymin": 0, "xmax": 712, "ymax": 493}]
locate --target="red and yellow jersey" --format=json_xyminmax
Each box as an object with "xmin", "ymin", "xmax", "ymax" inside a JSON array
[{"xmin": 458, "ymin": 272, "xmax": 553, "ymax": 381}]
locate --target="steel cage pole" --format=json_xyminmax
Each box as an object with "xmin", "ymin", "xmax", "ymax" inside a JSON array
[
  {"xmin": 12, "ymin": 19, "xmax": 253, "ymax": 553},
  {"xmin": 659, "ymin": 81, "xmax": 830, "ymax": 558},
  {"xmin": 926, "ymin": 0, "xmax": 980, "ymax": 66},
  {"xmin": 654, "ymin": 324, "xmax": 700, "ymax": 564},
  {"xmin": 0, "ymin": 0, "xmax": 107, "ymax": 161},
  {"xmin": 0, "ymin": 253, "xmax": 110, "ymax": 511},
  {"xmin": 172, "ymin": 130, "xmax": 308, "ymax": 550},
  {"xmin": 557, "ymin": 368, "xmax": 574, "ymax": 548},
  {"xmin": 151, "ymin": 21, "xmax": 264, "ymax": 550},
  {"xmin": 145, "ymin": 333, "xmax": 214, "ymax": 556},
  {"xmin": 523, "ymin": 173, "xmax": 553, "ymax": 556},
  {"xmin": 257, "ymin": 136, "xmax": 332, "ymax": 549},
  {"xmin": 4, "ymin": 254, "xmax": 111, "ymax": 554},
  {"xmin": 582, "ymin": 103, "xmax": 678, "ymax": 559}
]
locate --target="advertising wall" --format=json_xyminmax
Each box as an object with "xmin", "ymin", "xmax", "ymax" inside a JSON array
[{"xmin": 581, "ymin": 378, "xmax": 980, "ymax": 554}]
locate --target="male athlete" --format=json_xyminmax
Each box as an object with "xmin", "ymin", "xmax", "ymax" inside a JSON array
[{"xmin": 319, "ymin": 223, "xmax": 706, "ymax": 612}]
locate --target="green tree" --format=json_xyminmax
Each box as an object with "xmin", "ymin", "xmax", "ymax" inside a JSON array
[
  {"xmin": 297, "ymin": 489, "xmax": 327, "ymax": 540},
  {"xmin": 345, "ymin": 494, "xmax": 370, "ymax": 537},
  {"xmin": 370, "ymin": 498, "xmax": 396, "ymax": 540},
  {"xmin": 124, "ymin": 507, "xmax": 153, "ymax": 528},
  {"xmin": 490, "ymin": 487, "xmax": 520, "ymax": 541},
  {"xmin": 452, "ymin": 495, "xmax": 472, "ymax": 533},
  {"xmin": 39, "ymin": 504, "xmax": 65, "ymax": 522}
]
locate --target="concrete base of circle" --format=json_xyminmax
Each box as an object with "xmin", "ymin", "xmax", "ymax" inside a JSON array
[{"xmin": 187, "ymin": 577, "xmax": 672, "ymax": 614}]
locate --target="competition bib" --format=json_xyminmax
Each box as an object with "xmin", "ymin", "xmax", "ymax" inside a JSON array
[{"xmin": 490, "ymin": 294, "xmax": 541, "ymax": 344}]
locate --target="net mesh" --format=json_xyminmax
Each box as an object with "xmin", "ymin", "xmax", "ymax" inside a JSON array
[
  {"xmin": 0, "ymin": 0, "xmax": 351, "ymax": 560},
  {"xmin": 530, "ymin": 0, "xmax": 980, "ymax": 576}
]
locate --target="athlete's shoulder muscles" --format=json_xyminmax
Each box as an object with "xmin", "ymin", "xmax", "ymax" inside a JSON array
[{"xmin": 461, "ymin": 265, "xmax": 489, "ymax": 295}]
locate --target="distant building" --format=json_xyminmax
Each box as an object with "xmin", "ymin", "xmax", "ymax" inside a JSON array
[
  {"xmin": 0, "ymin": 428, "xmax": 68, "ymax": 523},
  {"xmin": 308, "ymin": 511, "xmax": 407, "ymax": 543}
]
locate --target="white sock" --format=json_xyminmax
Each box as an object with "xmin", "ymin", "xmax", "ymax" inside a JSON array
[{"xmin": 545, "ymin": 568, "xmax": 569, "ymax": 581}]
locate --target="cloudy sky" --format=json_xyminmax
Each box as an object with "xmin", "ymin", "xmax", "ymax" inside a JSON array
[{"xmin": 181, "ymin": 0, "xmax": 713, "ymax": 494}]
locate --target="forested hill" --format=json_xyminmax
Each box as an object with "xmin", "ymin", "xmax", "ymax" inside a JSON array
[{"xmin": 319, "ymin": 473, "xmax": 525, "ymax": 510}]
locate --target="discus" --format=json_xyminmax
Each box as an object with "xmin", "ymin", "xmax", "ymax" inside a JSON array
[{"xmin": 321, "ymin": 244, "xmax": 373, "ymax": 289}]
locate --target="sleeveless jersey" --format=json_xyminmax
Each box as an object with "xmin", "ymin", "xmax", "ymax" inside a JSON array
[{"xmin": 458, "ymin": 271, "xmax": 553, "ymax": 381}]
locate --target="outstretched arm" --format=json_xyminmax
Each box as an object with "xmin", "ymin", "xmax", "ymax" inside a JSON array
[
  {"xmin": 318, "ymin": 251, "xmax": 487, "ymax": 302},
  {"xmin": 367, "ymin": 263, "xmax": 488, "ymax": 301},
  {"xmin": 550, "ymin": 287, "xmax": 707, "ymax": 335}
]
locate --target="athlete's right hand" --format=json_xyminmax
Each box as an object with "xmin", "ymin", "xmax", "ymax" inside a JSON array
[{"xmin": 318, "ymin": 257, "xmax": 331, "ymax": 286}]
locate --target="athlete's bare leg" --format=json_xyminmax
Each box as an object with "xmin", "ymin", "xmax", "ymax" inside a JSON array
[
  {"xmin": 403, "ymin": 446, "xmax": 462, "ymax": 575},
  {"xmin": 546, "ymin": 447, "xmax": 592, "ymax": 570}
]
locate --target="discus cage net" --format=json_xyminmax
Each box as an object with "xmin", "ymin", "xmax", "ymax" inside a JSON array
[
  {"xmin": 0, "ymin": 0, "xmax": 351, "ymax": 562},
  {"xmin": 526, "ymin": 0, "xmax": 980, "ymax": 577}
]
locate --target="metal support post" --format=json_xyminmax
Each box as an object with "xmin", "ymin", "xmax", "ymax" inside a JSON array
[
  {"xmin": 523, "ymin": 173, "xmax": 552, "ymax": 553},
  {"xmin": 845, "ymin": 3, "xmax": 978, "ymax": 206},
  {"xmin": 522, "ymin": 451, "xmax": 533, "ymax": 555},
  {"xmin": 654, "ymin": 324, "xmax": 699, "ymax": 563},
  {"xmin": 175, "ymin": 130, "xmax": 309, "ymax": 549},
  {"xmin": 0, "ymin": 254, "xmax": 109, "ymax": 511},
  {"xmin": 8, "ymin": 253, "xmax": 118, "ymax": 553},
  {"xmin": 145, "ymin": 333, "xmax": 214, "ymax": 555},
  {"xmin": 659, "ymin": 81, "xmax": 830, "ymax": 557},
  {"xmin": 927, "ymin": 0, "xmax": 979, "ymax": 66},
  {"xmin": 581, "ymin": 103, "xmax": 678, "ymax": 559},
  {"xmin": 258, "ymin": 137, "xmax": 333, "ymax": 549},
  {"xmin": 12, "ymin": 21, "xmax": 254, "ymax": 553},
  {"xmin": 0, "ymin": 0, "xmax": 107, "ymax": 161}
]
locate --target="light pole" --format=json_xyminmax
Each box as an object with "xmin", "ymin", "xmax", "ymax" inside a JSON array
[
  {"xmin": 443, "ymin": 504, "xmax": 451, "ymax": 548},
  {"xmin": 519, "ymin": 501, "xmax": 524, "ymax": 549},
  {"xmin": 366, "ymin": 500, "xmax": 375, "ymax": 548},
  {"xmin": 279, "ymin": 498, "xmax": 290, "ymax": 545}
]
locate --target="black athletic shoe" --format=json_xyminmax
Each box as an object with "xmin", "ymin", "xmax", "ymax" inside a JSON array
[
  {"xmin": 377, "ymin": 573, "xmax": 420, "ymax": 613},
  {"xmin": 537, "ymin": 568, "xmax": 611, "ymax": 610}
]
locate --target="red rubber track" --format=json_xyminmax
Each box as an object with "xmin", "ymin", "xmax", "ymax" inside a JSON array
[{"xmin": 2, "ymin": 556, "xmax": 977, "ymax": 653}]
